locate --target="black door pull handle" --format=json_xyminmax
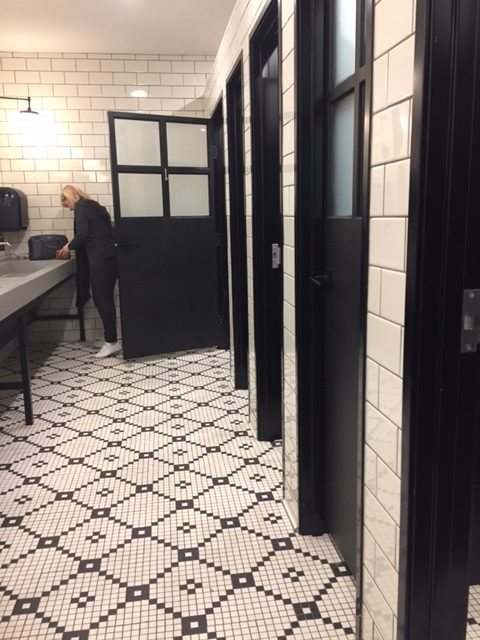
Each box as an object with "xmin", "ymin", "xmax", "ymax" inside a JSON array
[{"xmin": 310, "ymin": 270, "xmax": 332, "ymax": 287}]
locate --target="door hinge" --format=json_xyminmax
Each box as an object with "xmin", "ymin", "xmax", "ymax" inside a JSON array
[
  {"xmin": 216, "ymin": 232, "xmax": 221, "ymax": 247},
  {"xmin": 218, "ymin": 314, "xmax": 224, "ymax": 326},
  {"xmin": 356, "ymin": 599, "xmax": 362, "ymax": 635},
  {"xmin": 461, "ymin": 289, "xmax": 480, "ymax": 353},
  {"xmin": 212, "ymin": 144, "xmax": 219, "ymax": 160}
]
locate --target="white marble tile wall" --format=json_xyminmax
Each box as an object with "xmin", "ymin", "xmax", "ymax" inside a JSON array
[
  {"xmin": 0, "ymin": 51, "xmax": 213, "ymax": 344},
  {"xmin": 280, "ymin": 0, "xmax": 298, "ymax": 527},
  {"xmin": 203, "ymin": 0, "xmax": 298, "ymax": 527},
  {"xmin": 363, "ymin": 0, "xmax": 416, "ymax": 638}
]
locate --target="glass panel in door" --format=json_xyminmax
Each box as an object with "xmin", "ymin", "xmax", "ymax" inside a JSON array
[
  {"xmin": 169, "ymin": 174, "xmax": 209, "ymax": 216},
  {"xmin": 166, "ymin": 122, "xmax": 208, "ymax": 167},
  {"xmin": 329, "ymin": 92, "xmax": 355, "ymax": 217},
  {"xmin": 332, "ymin": 0, "xmax": 357, "ymax": 86},
  {"xmin": 115, "ymin": 119, "xmax": 161, "ymax": 166},
  {"xmin": 118, "ymin": 173, "xmax": 164, "ymax": 217}
]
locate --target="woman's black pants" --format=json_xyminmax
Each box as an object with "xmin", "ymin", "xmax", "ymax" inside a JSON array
[{"xmin": 90, "ymin": 256, "xmax": 118, "ymax": 343}]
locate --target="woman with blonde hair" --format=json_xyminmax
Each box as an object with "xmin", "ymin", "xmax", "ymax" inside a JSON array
[{"xmin": 58, "ymin": 185, "xmax": 120, "ymax": 358}]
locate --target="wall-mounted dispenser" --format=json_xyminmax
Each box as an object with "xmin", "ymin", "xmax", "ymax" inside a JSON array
[{"xmin": 0, "ymin": 188, "xmax": 28, "ymax": 230}]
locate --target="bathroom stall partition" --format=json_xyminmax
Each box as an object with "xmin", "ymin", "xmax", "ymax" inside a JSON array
[
  {"xmin": 249, "ymin": 0, "xmax": 283, "ymax": 442},
  {"xmin": 398, "ymin": 0, "xmax": 480, "ymax": 637}
]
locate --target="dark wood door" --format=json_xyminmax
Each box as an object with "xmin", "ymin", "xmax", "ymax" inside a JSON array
[
  {"xmin": 108, "ymin": 113, "xmax": 219, "ymax": 359},
  {"xmin": 250, "ymin": 1, "xmax": 282, "ymax": 441},
  {"xmin": 226, "ymin": 61, "xmax": 249, "ymax": 390}
]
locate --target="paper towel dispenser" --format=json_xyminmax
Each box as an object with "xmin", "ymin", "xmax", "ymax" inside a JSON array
[{"xmin": 0, "ymin": 187, "xmax": 28, "ymax": 230}]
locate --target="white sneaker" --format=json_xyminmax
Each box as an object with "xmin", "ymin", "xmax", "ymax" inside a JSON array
[{"xmin": 94, "ymin": 342, "xmax": 121, "ymax": 358}]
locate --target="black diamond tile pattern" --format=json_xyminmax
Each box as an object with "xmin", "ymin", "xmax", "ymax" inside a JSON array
[{"xmin": 0, "ymin": 342, "xmax": 356, "ymax": 639}]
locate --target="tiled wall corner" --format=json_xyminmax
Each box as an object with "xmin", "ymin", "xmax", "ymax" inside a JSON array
[
  {"xmin": 0, "ymin": 51, "xmax": 212, "ymax": 345},
  {"xmin": 280, "ymin": 0, "xmax": 299, "ymax": 527},
  {"xmin": 363, "ymin": 0, "xmax": 415, "ymax": 637}
]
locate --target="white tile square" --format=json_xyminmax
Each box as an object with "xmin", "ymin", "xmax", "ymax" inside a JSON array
[
  {"xmin": 387, "ymin": 36, "xmax": 415, "ymax": 104},
  {"xmin": 384, "ymin": 159, "xmax": 410, "ymax": 216},
  {"xmin": 373, "ymin": 54, "xmax": 389, "ymax": 113},
  {"xmin": 366, "ymin": 358, "xmax": 380, "ymax": 407},
  {"xmin": 364, "ymin": 489, "xmax": 397, "ymax": 566},
  {"xmin": 378, "ymin": 367, "xmax": 403, "ymax": 427},
  {"xmin": 374, "ymin": 545, "xmax": 399, "ymax": 614},
  {"xmin": 365, "ymin": 445, "xmax": 378, "ymax": 494},
  {"xmin": 374, "ymin": 0, "xmax": 414, "ymax": 58},
  {"xmin": 380, "ymin": 269, "xmax": 406, "ymax": 325},
  {"xmin": 370, "ymin": 218, "xmax": 406, "ymax": 271},
  {"xmin": 365, "ymin": 403, "xmax": 399, "ymax": 472},
  {"xmin": 370, "ymin": 165, "xmax": 385, "ymax": 217},
  {"xmin": 368, "ymin": 267, "xmax": 382, "ymax": 314},
  {"xmin": 367, "ymin": 313, "xmax": 403, "ymax": 375},
  {"xmin": 371, "ymin": 101, "xmax": 411, "ymax": 165},
  {"xmin": 376, "ymin": 458, "xmax": 401, "ymax": 524}
]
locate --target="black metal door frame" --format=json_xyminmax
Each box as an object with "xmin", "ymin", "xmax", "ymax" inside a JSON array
[
  {"xmin": 226, "ymin": 58, "xmax": 249, "ymax": 390},
  {"xmin": 398, "ymin": 0, "xmax": 480, "ymax": 638},
  {"xmin": 211, "ymin": 99, "xmax": 230, "ymax": 351},
  {"xmin": 250, "ymin": 0, "xmax": 283, "ymax": 442},
  {"xmin": 295, "ymin": 0, "xmax": 326, "ymax": 538}
]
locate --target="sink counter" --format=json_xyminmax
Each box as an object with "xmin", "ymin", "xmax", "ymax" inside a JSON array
[
  {"xmin": 0, "ymin": 257, "xmax": 81, "ymax": 426},
  {"xmin": 0, "ymin": 258, "xmax": 75, "ymax": 323}
]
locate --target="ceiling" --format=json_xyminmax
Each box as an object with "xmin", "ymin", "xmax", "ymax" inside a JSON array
[{"xmin": 1, "ymin": 0, "xmax": 236, "ymax": 56}]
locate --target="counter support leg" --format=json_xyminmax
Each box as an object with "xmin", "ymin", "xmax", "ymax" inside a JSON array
[
  {"xmin": 17, "ymin": 315, "xmax": 33, "ymax": 425},
  {"xmin": 78, "ymin": 305, "xmax": 85, "ymax": 341}
]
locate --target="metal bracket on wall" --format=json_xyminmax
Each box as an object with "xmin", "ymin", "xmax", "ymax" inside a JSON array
[{"xmin": 461, "ymin": 289, "xmax": 480, "ymax": 353}]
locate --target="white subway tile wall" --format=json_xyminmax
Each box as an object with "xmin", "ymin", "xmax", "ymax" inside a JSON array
[
  {"xmin": 282, "ymin": 0, "xmax": 297, "ymax": 525},
  {"xmin": 0, "ymin": 51, "xmax": 213, "ymax": 344},
  {"xmin": 364, "ymin": 0, "xmax": 415, "ymax": 638}
]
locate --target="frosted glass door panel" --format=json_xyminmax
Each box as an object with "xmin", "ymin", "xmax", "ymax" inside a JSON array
[
  {"xmin": 118, "ymin": 174, "xmax": 164, "ymax": 217},
  {"xmin": 169, "ymin": 175, "xmax": 209, "ymax": 216},
  {"xmin": 333, "ymin": 0, "xmax": 357, "ymax": 86},
  {"xmin": 167, "ymin": 123, "xmax": 208, "ymax": 167},
  {"xmin": 115, "ymin": 119, "xmax": 161, "ymax": 166},
  {"xmin": 330, "ymin": 93, "xmax": 355, "ymax": 217}
]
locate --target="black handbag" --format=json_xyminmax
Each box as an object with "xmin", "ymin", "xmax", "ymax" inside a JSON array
[{"xmin": 28, "ymin": 234, "xmax": 68, "ymax": 260}]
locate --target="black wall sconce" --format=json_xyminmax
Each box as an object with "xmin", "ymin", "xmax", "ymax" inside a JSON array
[{"xmin": 0, "ymin": 95, "xmax": 38, "ymax": 114}]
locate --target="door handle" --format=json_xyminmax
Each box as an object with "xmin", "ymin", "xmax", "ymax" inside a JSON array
[{"xmin": 310, "ymin": 270, "xmax": 332, "ymax": 287}]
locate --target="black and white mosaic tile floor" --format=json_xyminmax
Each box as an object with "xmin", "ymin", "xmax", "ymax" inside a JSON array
[
  {"xmin": 468, "ymin": 587, "xmax": 480, "ymax": 639},
  {"xmin": 0, "ymin": 343, "xmax": 356, "ymax": 640}
]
